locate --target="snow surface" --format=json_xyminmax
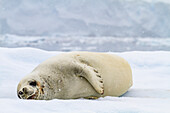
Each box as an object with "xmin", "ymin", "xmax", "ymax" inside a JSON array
[
  {"xmin": 0, "ymin": 47, "xmax": 170, "ymax": 113},
  {"xmin": 1, "ymin": 0, "xmax": 170, "ymax": 37}
]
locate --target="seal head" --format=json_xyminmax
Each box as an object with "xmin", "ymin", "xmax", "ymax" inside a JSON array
[{"xmin": 17, "ymin": 78, "xmax": 44, "ymax": 100}]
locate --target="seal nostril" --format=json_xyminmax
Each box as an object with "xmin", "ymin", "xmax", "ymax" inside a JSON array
[
  {"xmin": 22, "ymin": 88, "xmax": 28, "ymax": 94},
  {"xmin": 18, "ymin": 94, "xmax": 21, "ymax": 99},
  {"xmin": 19, "ymin": 91, "xmax": 23, "ymax": 95}
]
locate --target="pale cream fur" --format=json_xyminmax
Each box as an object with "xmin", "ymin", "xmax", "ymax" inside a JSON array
[{"xmin": 17, "ymin": 52, "xmax": 132, "ymax": 100}]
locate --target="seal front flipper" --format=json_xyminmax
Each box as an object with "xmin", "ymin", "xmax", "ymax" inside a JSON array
[{"xmin": 73, "ymin": 61, "xmax": 104, "ymax": 95}]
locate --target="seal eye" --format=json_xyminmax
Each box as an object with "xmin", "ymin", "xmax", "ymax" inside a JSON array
[{"xmin": 29, "ymin": 81, "xmax": 37, "ymax": 86}]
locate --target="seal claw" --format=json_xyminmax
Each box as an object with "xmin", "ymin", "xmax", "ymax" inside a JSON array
[{"xmin": 89, "ymin": 67, "xmax": 104, "ymax": 95}]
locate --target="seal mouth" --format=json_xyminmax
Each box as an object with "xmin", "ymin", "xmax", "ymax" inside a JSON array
[{"xmin": 27, "ymin": 91, "xmax": 39, "ymax": 99}]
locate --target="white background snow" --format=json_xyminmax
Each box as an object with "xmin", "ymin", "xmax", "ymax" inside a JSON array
[{"xmin": 0, "ymin": 47, "xmax": 170, "ymax": 113}]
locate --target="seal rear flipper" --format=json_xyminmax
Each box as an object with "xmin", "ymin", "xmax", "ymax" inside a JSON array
[{"xmin": 73, "ymin": 61, "xmax": 104, "ymax": 95}]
